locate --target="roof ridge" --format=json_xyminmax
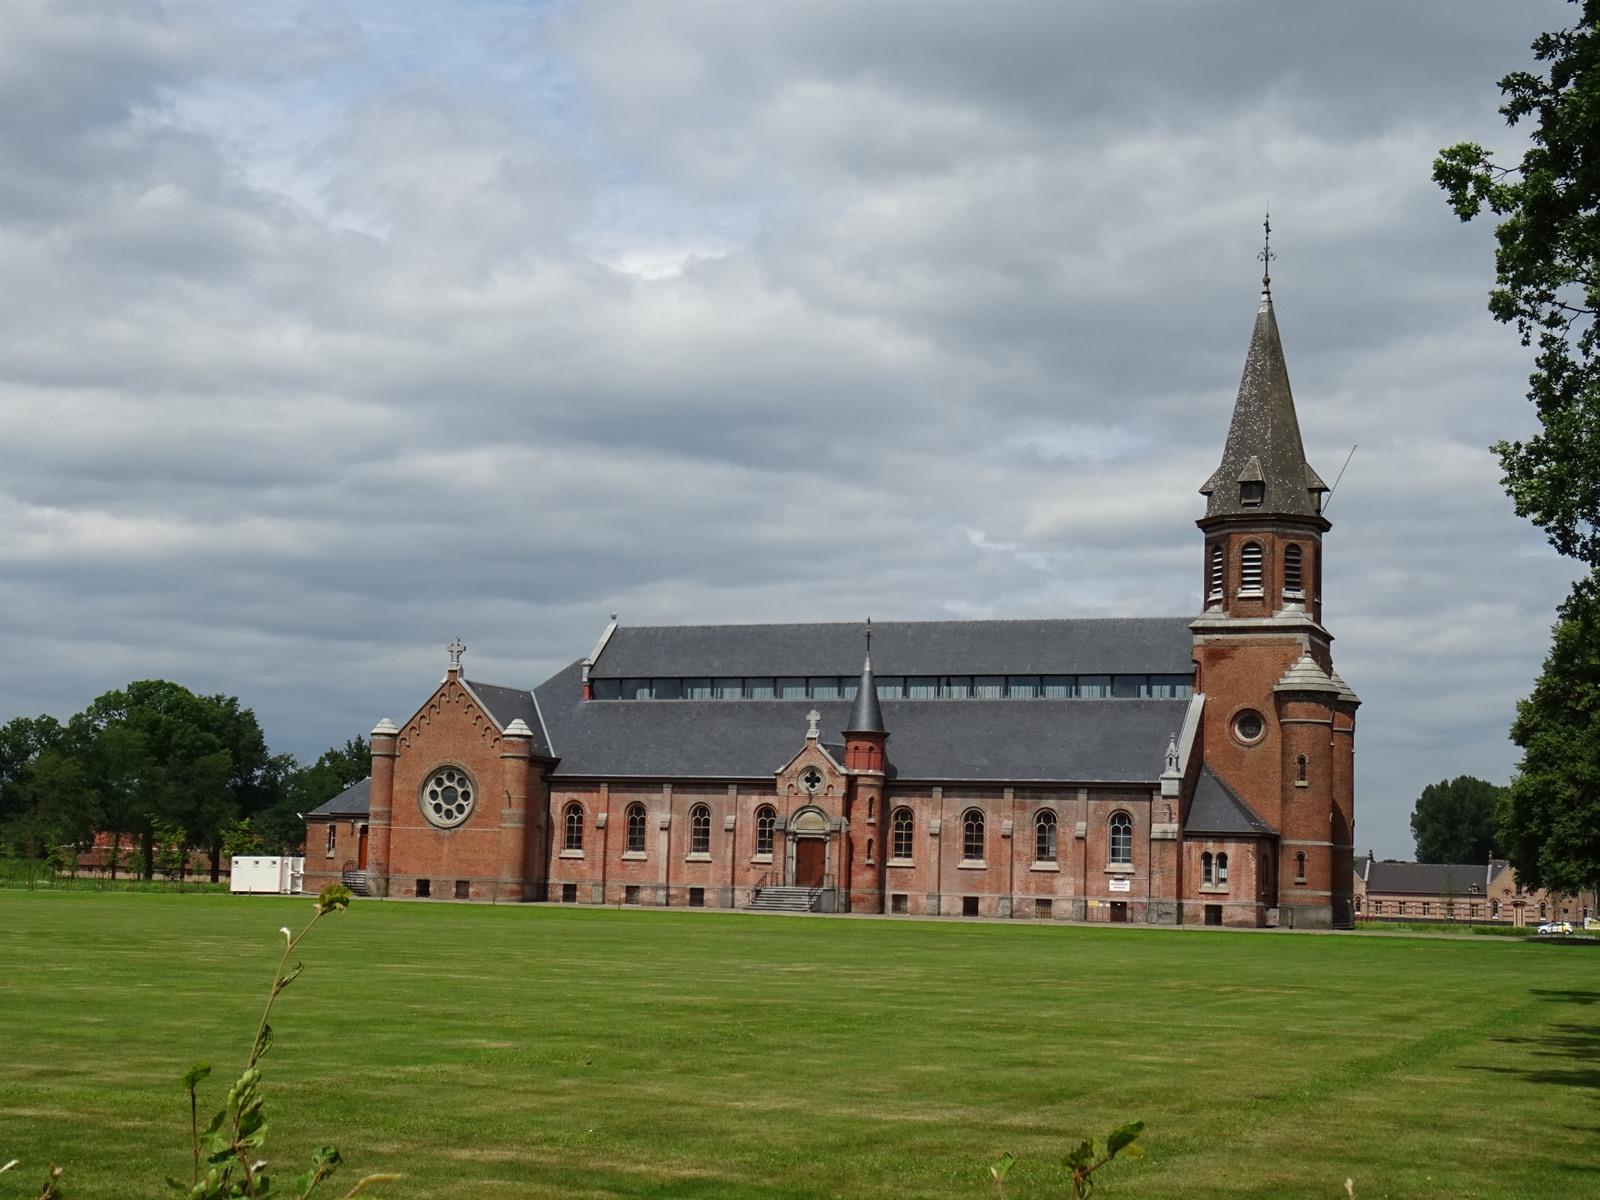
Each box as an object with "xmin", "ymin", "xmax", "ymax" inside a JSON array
[{"xmin": 610, "ymin": 616, "xmax": 1194, "ymax": 633}]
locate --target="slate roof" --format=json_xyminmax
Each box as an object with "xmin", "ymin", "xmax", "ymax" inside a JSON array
[
  {"xmin": 536, "ymin": 660, "xmax": 1186, "ymax": 782},
  {"xmin": 309, "ymin": 776, "xmax": 371, "ymax": 818},
  {"xmin": 1184, "ymin": 767, "xmax": 1275, "ymax": 836},
  {"xmin": 1363, "ymin": 861, "xmax": 1494, "ymax": 895},
  {"xmin": 589, "ymin": 617, "xmax": 1194, "ymax": 678},
  {"xmin": 1200, "ymin": 292, "xmax": 1328, "ymax": 520},
  {"xmin": 461, "ymin": 679, "xmax": 553, "ymax": 757}
]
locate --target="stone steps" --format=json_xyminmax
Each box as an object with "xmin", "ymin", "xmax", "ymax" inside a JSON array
[{"xmin": 749, "ymin": 885, "xmax": 821, "ymax": 913}]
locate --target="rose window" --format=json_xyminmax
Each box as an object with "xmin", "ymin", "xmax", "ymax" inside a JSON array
[
  {"xmin": 799, "ymin": 767, "xmax": 824, "ymax": 794},
  {"xmin": 422, "ymin": 766, "xmax": 475, "ymax": 828}
]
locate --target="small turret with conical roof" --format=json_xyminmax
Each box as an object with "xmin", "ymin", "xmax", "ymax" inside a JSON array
[
  {"xmin": 843, "ymin": 619, "xmax": 888, "ymax": 769},
  {"xmin": 843, "ymin": 620, "xmax": 889, "ymax": 914},
  {"xmin": 844, "ymin": 650, "xmax": 886, "ymax": 738}
]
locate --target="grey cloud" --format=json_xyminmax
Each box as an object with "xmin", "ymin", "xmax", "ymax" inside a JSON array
[{"xmin": 0, "ymin": 0, "xmax": 1583, "ymax": 861}]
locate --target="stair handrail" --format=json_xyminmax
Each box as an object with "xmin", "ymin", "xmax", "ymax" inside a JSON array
[{"xmin": 745, "ymin": 869, "xmax": 780, "ymax": 905}]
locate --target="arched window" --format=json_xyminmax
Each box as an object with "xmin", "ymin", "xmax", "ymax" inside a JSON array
[
  {"xmin": 1201, "ymin": 851, "xmax": 1214, "ymax": 885},
  {"xmin": 755, "ymin": 805, "xmax": 776, "ymax": 857},
  {"xmin": 563, "ymin": 803, "xmax": 584, "ymax": 852},
  {"xmin": 1539, "ymin": 901, "xmax": 1547, "ymax": 919},
  {"xmin": 1108, "ymin": 812, "xmax": 1133, "ymax": 866},
  {"xmin": 1295, "ymin": 851, "xmax": 1307, "ymax": 882},
  {"xmin": 1296, "ymin": 754, "xmax": 1308, "ymax": 784},
  {"xmin": 1216, "ymin": 852, "xmax": 1229, "ymax": 885},
  {"xmin": 689, "ymin": 804, "xmax": 711, "ymax": 855},
  {"xmin": 892, "ymin": 807, "xmax": 914, "ymax": 860},
  {"xmin": 1208, "ymin": 544, "xmax": 1224, "ymax": 600},
  {"xmin": 866, "ymin": 837, "xmax": 874, "ymax": 864},
  {"xmin": 867, "ymin": 797, "xmax": 876, "ymax": 823},
  {"xmin": 962, "ymin": 809, "xmax": 985, "ymax": 861},
  {"xmin": 1034, "ymin": 810, "xmax": 1057, "ymax": 862},
  {"xmin": 626, "ymin": 803, "xmax": 647, "ymax": 854},
  {"xmin": 1240, "ymin": 542, "xmax": 1264, "ymax": 594},
  {"xmin": 1284, "ymin": 544, "xmax": 1304, "ymax": 594}
]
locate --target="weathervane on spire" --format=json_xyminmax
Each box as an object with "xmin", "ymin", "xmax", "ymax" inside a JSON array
[
  {"xmin": 864, "ymin": 616, "xmax": 872, "ymax": 661},
  {"xmin": 1258, "ymin": 211, "xmax": 1275, "ymax": 295},
  {"xmin": 447, "ymin": 637, "xmax": 466, "ymax": 671}
]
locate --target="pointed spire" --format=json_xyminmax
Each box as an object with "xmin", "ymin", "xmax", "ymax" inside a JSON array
[
  {"xmin": 844, "ymin": 619, "xmax": 886, "ymax": 735},
  {"xmin": 1200, "ymin": 226, "xmax": 1327, "ymax": 522}
]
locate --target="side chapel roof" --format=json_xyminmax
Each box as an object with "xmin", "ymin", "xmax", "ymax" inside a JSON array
[
  {"xmin": 308, "ymin": 775, "xmax": 371, "ymax": 818},
  {"xmin": 1183, "ymin": 766, "xmax": 1275, "ymax": 836}
]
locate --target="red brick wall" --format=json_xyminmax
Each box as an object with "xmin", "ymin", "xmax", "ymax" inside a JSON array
[{"xmin": 381, "ymin": 674, "xmax": 536, "ymax": 902}]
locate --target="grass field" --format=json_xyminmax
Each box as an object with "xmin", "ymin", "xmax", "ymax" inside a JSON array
[{"xmin": 2, "ymin": 894, "xmax": 1596, "ymax": 1200}]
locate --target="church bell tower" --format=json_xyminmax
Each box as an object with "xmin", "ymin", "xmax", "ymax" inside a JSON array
[{"xmin": 1191, "ymin": 224, "xmax": 1358, "ymax": 929}]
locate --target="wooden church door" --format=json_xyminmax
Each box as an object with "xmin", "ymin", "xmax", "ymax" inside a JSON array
[{"xmin": 794, "ymin": 839, "xmax": 825, "ymax": 888}]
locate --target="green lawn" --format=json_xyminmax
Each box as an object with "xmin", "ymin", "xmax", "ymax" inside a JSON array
[{"xmin": 1, "ymin": 894, "xmax": 1596, "ymax": 1200}]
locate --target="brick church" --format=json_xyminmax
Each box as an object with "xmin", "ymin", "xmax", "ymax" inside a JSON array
[{"xmin": 306, "ymin": 271, "xmax": 1359, "ymax": 929}]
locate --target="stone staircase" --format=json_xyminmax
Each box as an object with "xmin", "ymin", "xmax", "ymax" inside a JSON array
[
  {"xmin": 340, "ymin": 868, "xmax": 373, "ymax": 897},
  {"xmin": 748, "ymin": 885, "xmax": 822, "ymax": 913}
]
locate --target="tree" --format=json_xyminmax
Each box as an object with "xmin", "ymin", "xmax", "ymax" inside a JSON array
[
  {"xmin": 257, "ymin": 738, "xmax": 372, "ymax": 855},
  {"xmin": 1410, "ymin": 776, "xmax": 1506, "ymax": 864},
  {"xmin": 68, "ymin": 681, "xmax": 270, "ymax": 879},
  {"xmin": 1500, "ymin": 583, "xmax": 1600, "ymax": 894},
  {"xmin": 1435, "ymin": 0, "xmax": 1600, "ymax": 567},
  {"xmin": 0, "ymin": 714, "xmax": 66, "ymax": 845},
  {"xmin": 1435, "ymin": 0, "xmax": 1600, "ymax": 896}
]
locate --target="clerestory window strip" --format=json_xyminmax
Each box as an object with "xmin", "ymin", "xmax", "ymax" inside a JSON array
[{"xmin": 589, "ymin": 673, "xmax": 1193, "ymax": 701}]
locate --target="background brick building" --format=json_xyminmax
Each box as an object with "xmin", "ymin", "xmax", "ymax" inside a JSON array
[
  {"xmin": 307, "ymin": 276, "xmax": 1359, "ymax": 928},
  {"xmin": 1354, "ymin": 853, "xmax": 1596, "ymax": 926}
]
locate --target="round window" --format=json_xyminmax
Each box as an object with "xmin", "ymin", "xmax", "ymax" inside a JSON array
[
  {"xmin": 421, "ymin": 766, "xmax": 475, "ymax": 828},
  {"xmin": 799, "ymin": 766, "xmax": 824, "ymax": 794},
  {"xmin": 1232, "ymin": 710, "xmax": 1266, "ymax": 744}
]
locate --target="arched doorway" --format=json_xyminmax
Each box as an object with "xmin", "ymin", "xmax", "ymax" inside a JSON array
[{"xmin": 787, "ymin": 807, "xmax": 830, "ymax": 888}]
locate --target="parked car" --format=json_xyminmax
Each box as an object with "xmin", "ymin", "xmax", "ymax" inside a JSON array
[{"xmin": 1536, "ymin": 920, "xmax": 1573, "ymax": 936}]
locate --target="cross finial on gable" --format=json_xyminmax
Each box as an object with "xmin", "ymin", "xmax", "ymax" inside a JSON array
[
  {"xmin": 447, "ymin": 637, "xmax": 466, "ymax": 671},
  {"xmin": 805, "ymin": 708, "xmax": 821, "ymax": 740}
]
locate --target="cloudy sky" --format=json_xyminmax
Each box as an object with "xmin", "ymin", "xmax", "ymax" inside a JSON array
[{"xmin": 0, "ymin": 0, "xmax": 1582, "ymax": 858}]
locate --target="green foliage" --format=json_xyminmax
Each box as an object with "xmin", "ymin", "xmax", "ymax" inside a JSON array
[
  {"xmin": 1435, "ymin": 0, "xmax": 1600, "ymax": 566},
  {"xmin": 990, "ymin": 1121, "xmax": 1145, "ymax": 1199},
  {"xmin": 1435, "ymin": 0, "xmax": 1600, "ymax": 903},
  {"xmin": 1501, "ymin": 581, "xmax": 1600, "ymax": 893},
  {"xmin": 1409, "ymin": 776, "xmax": 1505, "ymax": 863},
  {"xmin": 1, "ymin": 684, "xmax": 371, "ymax": 868},
  {"xmin": 1355, "ymin": 919, "xmax": 1535, "ymax": 937},
  {"xmin": 221, "ymin": 818, "xmax": 266, "ymax": 859},
  {"xmin": 0, "ymin": 857, "xmax": 227, "ymax": 892}
]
